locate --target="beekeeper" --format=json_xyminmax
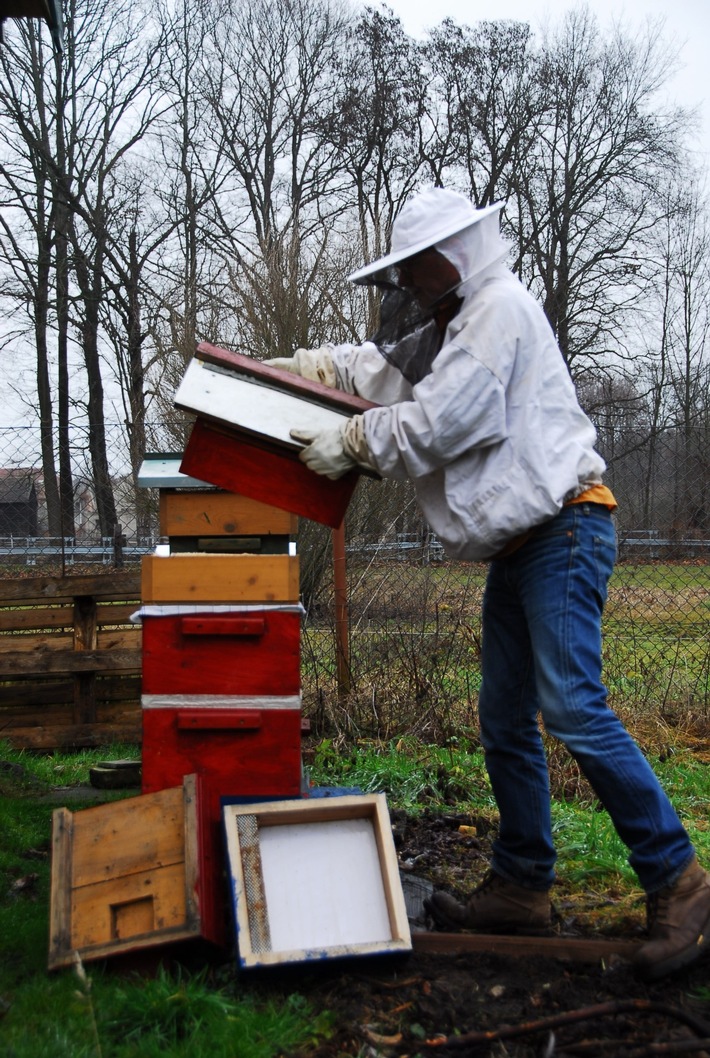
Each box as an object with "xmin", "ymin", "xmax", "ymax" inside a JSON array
[{"xmin": 270, "ymin": 186, "xmax": 710, "ymax": 981}]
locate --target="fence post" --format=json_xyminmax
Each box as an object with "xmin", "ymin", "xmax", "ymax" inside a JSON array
[
  {"xmin": 113, "ymin": 523, "xmax": 124, "ymax": 567},
  {"xmin": 73, "ymin": 593, "xmax": 98, "ymax": 725},
  {"xmin": 332, "ymin": 520, "xmax": 351, "ymax": 698}
]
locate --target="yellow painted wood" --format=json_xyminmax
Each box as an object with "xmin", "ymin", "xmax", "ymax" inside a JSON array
[
  {"xmin": 48, "ymin": 778, "xmax": 204, "ymax": 970},
  {"xmin": 70, "ymin": 863, "xmax": 187, "ymax": 949},
  {"xmin": 70, "ymin": 785, "xmax": 184, "ymax": 888},
  {"xmin": 160, "ymin": 491, "xmax": 298, "ymax": 537},
  {"xmin": 141, "ymin": 554, "xmax": 300, "ymax": 603}
]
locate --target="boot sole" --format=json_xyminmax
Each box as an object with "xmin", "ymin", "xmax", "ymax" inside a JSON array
[{"xmin": 635, "ymin": 921, "xmax": 710, "ymax": 981}]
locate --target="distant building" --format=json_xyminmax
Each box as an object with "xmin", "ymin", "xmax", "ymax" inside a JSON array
[{"xmin": 0, "ymin": 468, "xmax": 39, "ymax": 536}]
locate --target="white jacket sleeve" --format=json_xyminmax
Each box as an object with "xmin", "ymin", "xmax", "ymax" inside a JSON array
[{"xmin": 329, "ymin": 342, "xmax": 414, "ymax": 405}]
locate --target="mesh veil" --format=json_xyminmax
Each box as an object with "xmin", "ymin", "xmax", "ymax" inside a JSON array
[{"xmin": 365, "ymin": 270, "xmax": 456, "ymax": 387}]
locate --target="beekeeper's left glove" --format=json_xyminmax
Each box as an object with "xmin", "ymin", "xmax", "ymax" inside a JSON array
[
  {"xmin": 290, "ymin": 414, "xmax": 375, "ymax": 480},
  {"xmin": 263, "ymin": 345, "xmax": 336, "ymax": 387}
]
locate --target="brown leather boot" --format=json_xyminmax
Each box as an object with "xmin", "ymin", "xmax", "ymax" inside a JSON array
[
  {"xmin": 634, "ymin": 857, "xmax": 710, "ymax": 981},
  {"xmin": 425, "ymin": 870, "xmax": 552, "ymax": 934}
]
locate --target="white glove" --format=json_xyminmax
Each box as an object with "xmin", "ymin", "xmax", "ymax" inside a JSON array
[
  {"xmin": 290, "ymin": 415, "xmax": 377, "ymax": 480},
  {"xmin": 264, "ymin": 357, "xmax": 299, "ymax": 372},
  {"xmin": 263, "ymin": 345, "xmax": 336, "ymax": 387},
  {"xmin": 290, "ymin": 425, "xmax": 356, "ymax": 480}
]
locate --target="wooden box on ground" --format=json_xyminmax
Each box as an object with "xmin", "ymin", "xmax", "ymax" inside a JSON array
[
  {"xmin": 222, "ymin": 793, "xmax": 412, "ymax": 969},
  {"xmin": 175, "ymin": 343, "xmax": 379, "ymax": 529},
  {"xmin": 48, "ymin": 775, "xmax": 223, "ymax": 969},
  {"xmin": 140, "ymin": 553, "xmax": 300, "ymax": 604},
  {"xmin": 141, "ymin": 608, "xmax": 301, "ymax": 697}
]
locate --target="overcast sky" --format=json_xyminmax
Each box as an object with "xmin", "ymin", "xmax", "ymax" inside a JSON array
[{"xmin": 377, "ymin": 0, "xmax": 709, "ymax": 167}]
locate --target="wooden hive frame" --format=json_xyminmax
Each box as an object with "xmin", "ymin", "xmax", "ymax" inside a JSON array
[
  {"xmin": 48, "ymin": 774, "xmax": 212, "ymax": 969},
  {"xmin": 222, "ymin": 793, "xmax": 412, "ymax": 969}
]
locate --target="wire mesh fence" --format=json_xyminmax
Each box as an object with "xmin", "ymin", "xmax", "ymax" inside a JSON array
[{"xmin": 0, "ymin": 422, "xmax": 708, "ymax": 742}]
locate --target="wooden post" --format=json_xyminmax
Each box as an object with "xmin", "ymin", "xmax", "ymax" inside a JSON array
[
  {"xmin": 332, "ymin": 521, "xmax": 350, "ymax": 698},
  {"xmin": 73, "ymin": 594, "xmax": 98, "ymax": 725}
]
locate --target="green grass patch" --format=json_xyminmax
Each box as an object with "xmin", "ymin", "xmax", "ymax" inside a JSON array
[{"xmin": 0, "ymin": 741, "xmax": 333, "ymax": 1058}]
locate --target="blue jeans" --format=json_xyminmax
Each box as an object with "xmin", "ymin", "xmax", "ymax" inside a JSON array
[{"xmin": 479, "ymin": 502, "xmax": 694, "ymax": 894}]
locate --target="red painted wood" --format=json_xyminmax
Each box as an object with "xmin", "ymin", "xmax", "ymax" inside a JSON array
[
  {"xmin": 177, "ymin": 709, "xmax": 262, "ymax": 731},
  {"xmin": 180, "ymin": 615, "xmax": 266, "ymax": 637},
  {"xmin": 141, "ymin": 610, "xmax": 300, "ymax": 696},
  {"xmin": 195, "ymin": 341, "xmax": 377, "ymax": 415},
  {"xmin": 141, "ymin": 707, "xmax": 302, "ymax": 801},
  {"xmin": 180, "ymin": 417, "xmax": 358, "ymax": 529}
]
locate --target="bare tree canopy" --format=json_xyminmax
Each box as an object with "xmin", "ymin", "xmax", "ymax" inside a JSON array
[{"xmin": 0, "ymin": 0, "xmax": 707, "ymax": 540}]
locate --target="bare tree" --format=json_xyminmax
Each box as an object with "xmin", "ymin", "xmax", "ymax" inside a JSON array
[
  {"xmin": 418, "ymin": 18, "xmax": 536, "ymax": 210},
  {"xmin": 0, "ymin": 20, "xmax": 68, "ymax": 533},
  {"xmin": 512, "ymin": 9, "xmax": 689, "ymax": 380},
  {"xmin": 0, "ymin": 0, "xmax": 166, "ymax": 536},
  {"xmin": 196, "ymin": 0, "xmax": 355, "ymax": 357}
]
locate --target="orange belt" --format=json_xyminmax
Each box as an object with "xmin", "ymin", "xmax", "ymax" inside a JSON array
[{"xmin": 491, "ymin": 485, "xmax": 618, "ymax": 560}]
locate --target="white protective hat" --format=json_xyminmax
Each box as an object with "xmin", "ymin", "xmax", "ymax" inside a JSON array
[{"xmin": 348, "ymin": 187, "xmax": 505, "ymax": 284}]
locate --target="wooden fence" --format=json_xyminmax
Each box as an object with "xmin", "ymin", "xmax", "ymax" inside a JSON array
[{"xmin": 0, "ymin": 571, "xmax": 142, "ymax": 750}]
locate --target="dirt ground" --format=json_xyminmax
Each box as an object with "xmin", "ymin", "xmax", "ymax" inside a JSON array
[{"xmin": 239, "ymin": 809, "xmax": 710, "ymax": 1058}]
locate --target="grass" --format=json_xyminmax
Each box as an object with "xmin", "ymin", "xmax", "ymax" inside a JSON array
[
  {"xmin": 1, "ymin": 725, "xmax": 709, "ymax": 1049},
  {"xmin": 0, "ymin": 741, "xmax": 334, "ymax": 1058},
  {"xmin": 1, "ymin": 557, "xmax": 709, "ymax": 1048}
]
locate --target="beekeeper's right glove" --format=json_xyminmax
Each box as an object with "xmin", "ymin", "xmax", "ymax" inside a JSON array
[{"xmin": 263, "ymin": 345, "xmax": 336, "ymax": 387}]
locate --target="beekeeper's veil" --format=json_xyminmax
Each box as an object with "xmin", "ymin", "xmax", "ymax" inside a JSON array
[{"xmin": 349, "ymin": 188, "xmax": 508, "ymax": 384}]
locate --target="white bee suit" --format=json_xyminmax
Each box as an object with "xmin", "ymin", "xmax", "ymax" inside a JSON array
[{"xmin": 329, "ymin": 261, "xmax": 605, "ymax": 561}]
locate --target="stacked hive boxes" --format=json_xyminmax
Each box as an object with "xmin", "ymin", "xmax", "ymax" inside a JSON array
[{"xmin": 137, "ymin": 457, "xmax": 303, "ymax": 943}]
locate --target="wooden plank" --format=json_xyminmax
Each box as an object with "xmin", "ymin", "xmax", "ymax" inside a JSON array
[
  {"xmin": 0, "ymin": 572, "xmax": 141, "ymax": 604},
  {"xmin": 96, "ymin": 628, "xmax": 142, "ymax": 651},
  {"xmin": 411, "ymin": 931, "xmax": 641, "ymax": 962},
  {"xmin": 159, "ymin": 490, "xmax": 298, "ymax": 538},
  {"xmin": 5, "ymin": 716, "xmax": 142, "ymax": 750},
  {"xmin": 48, "ymin": 808, "xmax": 74, "ymax": 969},
  {"xmin": 0, "ymin": 602, "xmax": 137, "ymax": 633},
  {"xmin": 71, "ymin": 784, "xmax": 184, "ymax": 887},
  {"xmin": 74, "ymin": 594, "xmax": 98, "ymax": 726},
  {"xmin": 0, "ymin": 606, "xmax": 75, "ymax": 632},
  {"xmin": 0, "ymin": 674, "xmax": 140, "ymax": 710},
  {"xmin": 0, "ymin": 649, "xmax": 142, "ymax": 675},
  {"xmin": 141, "ymin": 553, "xmax": 300, "ymax": 604},
  {"xmin": 0, "ymin": 632, "xmax": 74, "ymax": 654},
  {"xmin": 96, "ymin": 603, "xmax": 141, "ymax": 626},
  {"xmin": 180, "ymin": 417, "xmax": 359, "ymax": 529}
]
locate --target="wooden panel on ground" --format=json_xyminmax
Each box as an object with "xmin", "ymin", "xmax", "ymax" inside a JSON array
[
  {"xmin": 48, "ymin": 774, "xmax": 221, "ymax": 969},
  {"xmin": 222, "ymin": 793, "xmax": 411, "ymax": 969},
  {"xmin": 140, "ymin": 553, "xmax": 300, "ymax": 604},
  {"xmin": 411, "ymin": 931, "xmax": 641, "ymax": 963}
]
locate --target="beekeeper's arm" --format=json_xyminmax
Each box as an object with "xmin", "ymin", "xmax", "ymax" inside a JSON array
[{"xmin": 266, "ymin": 342, "xmax": 413, "ymax": 406}]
